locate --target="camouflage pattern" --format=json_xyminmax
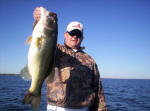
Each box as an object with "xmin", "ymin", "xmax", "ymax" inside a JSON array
[{"xmin": 46, "ymin": 44, "xmax": 108, "ymax": 111}]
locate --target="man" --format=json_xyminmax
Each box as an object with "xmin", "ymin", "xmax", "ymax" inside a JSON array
[{"xmin": 33, "ymin": 7, "xmax": 108, "ymax": 111}]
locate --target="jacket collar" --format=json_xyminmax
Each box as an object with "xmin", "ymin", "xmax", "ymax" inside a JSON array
[{"xmin": 64, "ymin": 43, "xmax": 85, "ymax": 52}]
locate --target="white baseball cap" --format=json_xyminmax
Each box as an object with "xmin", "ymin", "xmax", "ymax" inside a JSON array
[{"xmin": 66, "ymin": 21, "xmax": 83, "ymax": 32}]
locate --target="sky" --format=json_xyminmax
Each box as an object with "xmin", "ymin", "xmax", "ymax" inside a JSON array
[{"xmin": 0, "ymin": 0, "xmax": 150, "ymax": 79}]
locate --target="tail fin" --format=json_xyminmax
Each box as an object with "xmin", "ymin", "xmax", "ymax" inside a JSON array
[{"xmin": 22, "ymin": 91, "xmax": 41, "ymax": 110}]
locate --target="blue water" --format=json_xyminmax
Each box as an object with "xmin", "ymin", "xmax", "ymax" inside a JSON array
[{"xmin": 0, "ymin": 75, "xmax": 150, "ymax": 111}]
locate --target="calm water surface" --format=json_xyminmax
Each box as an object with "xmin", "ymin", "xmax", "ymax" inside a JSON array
[{"xmin": 0, "ymin": 75, "xmax": 150, "ymax": 111}]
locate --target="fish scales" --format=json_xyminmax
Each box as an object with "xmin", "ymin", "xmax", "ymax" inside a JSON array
[{"xmin": 22, "ymin": 7, "xmax": 58, "ymax": 109}]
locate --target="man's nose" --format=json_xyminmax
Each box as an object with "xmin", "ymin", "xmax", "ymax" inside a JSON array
[{"xmin": 72, "ymin": 35, "xmax": 78, "ymax": 39}]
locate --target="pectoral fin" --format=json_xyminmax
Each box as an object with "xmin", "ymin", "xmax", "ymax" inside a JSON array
[{"xmin": 36, "ymin": 37, "xmax": 44, "ymax": 48}]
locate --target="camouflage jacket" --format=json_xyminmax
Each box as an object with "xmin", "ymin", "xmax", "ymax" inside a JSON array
[{"xmin": 46, "ymin": 44, "xmax": 108, "ymax": 111}]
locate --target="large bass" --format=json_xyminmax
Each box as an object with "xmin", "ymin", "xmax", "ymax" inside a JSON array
[{"xmin": 22, "ymin": 7, "xmax": 57, "ymax": 109}]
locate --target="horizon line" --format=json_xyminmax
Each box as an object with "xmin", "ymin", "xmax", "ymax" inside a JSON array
[{"xmin": 0, "ymin": 73, "xmax": 150, "ymax": 80}]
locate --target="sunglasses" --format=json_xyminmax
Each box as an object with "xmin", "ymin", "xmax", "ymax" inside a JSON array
[{"xmin": 67, "ymin": 30, "xmax": 83, "ymax": 38}]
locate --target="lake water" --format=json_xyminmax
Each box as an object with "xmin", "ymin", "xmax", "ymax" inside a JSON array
[{"xmin": 0, "ymin": 75, "xmax": 150, "ymax": 111}]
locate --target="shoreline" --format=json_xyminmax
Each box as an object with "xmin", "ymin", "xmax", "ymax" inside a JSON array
[
  {"xmin": 0, "ymin": 74, "xmax": 149, "ymax": 80},
  {"xmin": 0, "ymin": 73, "xmax": 20, "ymax": 76}
]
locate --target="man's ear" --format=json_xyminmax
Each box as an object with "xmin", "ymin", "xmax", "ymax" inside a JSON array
[{"xmin": 64, "ymin": 32, "xmax": 68, "ymax": 39}]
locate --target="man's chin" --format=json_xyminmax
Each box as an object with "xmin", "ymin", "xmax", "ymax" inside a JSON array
[{"xmin": 71, "ymin": 44, "xmax": 77, "ymax": 48}]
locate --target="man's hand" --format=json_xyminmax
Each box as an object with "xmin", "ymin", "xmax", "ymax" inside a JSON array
[
  {"xmin": 33, "ymin": 7, "xmax": 47, "ymax": 28},
  {"xmin": 33, "ymin": 7, "xmax": 47, "ymax": 21}
]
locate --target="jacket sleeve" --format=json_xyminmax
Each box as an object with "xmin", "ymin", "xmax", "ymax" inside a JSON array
[{"xmin": 89, "ymin": 63, "xmax": 108, "ymax": 111}]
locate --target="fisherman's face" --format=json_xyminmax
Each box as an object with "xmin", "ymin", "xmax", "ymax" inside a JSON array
[{"xmin": 64, "ymin": 30, "xmax": 83, "ymax": 49}]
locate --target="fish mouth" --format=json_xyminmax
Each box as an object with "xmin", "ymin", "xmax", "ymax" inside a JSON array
[{"xmin": 46, "ymin": 12, "xmax": 57, "ymax": 24}]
